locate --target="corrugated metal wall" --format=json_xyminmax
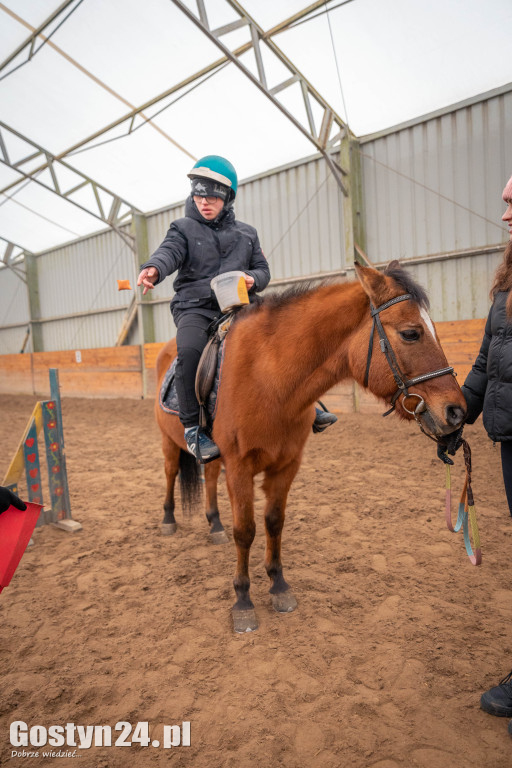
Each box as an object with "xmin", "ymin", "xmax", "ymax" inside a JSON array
[
  {"xmin": 1, "ymin": 85, "xmax": 511, "ymax": 353},
  {"xmin": 37, "ymin": 229, "xmax": 135, "ymax": 350},
  {"xmin": 0, "ymin": 264, "xmax": 30, "ymax": 354},
  {"xmin": 360, "ymin": 87, "xmax": 512, "ymax": 262}
]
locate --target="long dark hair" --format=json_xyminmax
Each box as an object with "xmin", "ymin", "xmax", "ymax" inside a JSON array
[{"xmin": 491, "ymin": 241, "xmax": 512, "ymax": 316}]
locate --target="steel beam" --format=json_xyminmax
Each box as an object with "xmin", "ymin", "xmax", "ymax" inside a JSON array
[
  {"xmin": 0, "ymin": 0, "xmax": 79, "ymax": 74},
  {"xmin": 0, "ymin": 121, "xmax": 139, "ymax": 251},
  {"xmin": 0, "ymin": 235, "xmax": 27, "ymax": 281},
  {"xmin": 24, "ymin": 253, "xmax": 43, "ymax": 352},
  {"xmin": 172, "ymin": 0, "xmax": 349, "ymax": 194},
  {"xmin": 15, "ymin": 2, "xmax": 348, "ymax": 177}
]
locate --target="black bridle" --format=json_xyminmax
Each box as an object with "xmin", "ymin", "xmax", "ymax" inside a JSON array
[{"xmin": 363, "ymin": 294, "xmax": 454, "ymax": 418}]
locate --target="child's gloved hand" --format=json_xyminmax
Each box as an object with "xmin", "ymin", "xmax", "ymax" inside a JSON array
[{"xmin": 0, "ymin": 486, "xmax": 27, "ymax": 514}]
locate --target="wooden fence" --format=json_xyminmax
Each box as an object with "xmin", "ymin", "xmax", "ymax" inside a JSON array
[{"xmin": 0, "ymin": 319, "xmax": 486, "ymax": 413}]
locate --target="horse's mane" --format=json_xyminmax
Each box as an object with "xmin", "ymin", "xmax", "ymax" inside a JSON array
[
  {"xmin": 383, "ymin": 261, "xmax": 430, "ymax": 310},
  {"xmin": 236, "ymin": 280, "xmax": 323, "ymax": 319},
  {"xmin": 236, "ymin": 262, "xmax": 429, "ymax": 321}
]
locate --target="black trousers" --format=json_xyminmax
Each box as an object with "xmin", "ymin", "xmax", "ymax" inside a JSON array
[
  {"xmin": 501, "ymin": 441, "xmax": 512, "ymax": 517},
  {"xmin": 174, "ymin": 311, "xmax": 219, "ymax": 428}
]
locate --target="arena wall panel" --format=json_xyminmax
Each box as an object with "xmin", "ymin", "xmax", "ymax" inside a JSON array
[
  {"xmin": 0, "ymin": 319, "xmax": 487, "ymax": 412},
  {"xmin": 360, "ymin": 86, "xmax": 512, "ymax": 265},
  {"xmin": 0, "ymin": 352, "xmax": 33, "ymax": 394},
  {"xmin": 27, "ymin": 347, "xmax": 142, "ymax": 399}
]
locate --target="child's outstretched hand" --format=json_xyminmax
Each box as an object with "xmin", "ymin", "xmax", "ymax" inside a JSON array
[{"xmin": 137, "ymin": 267, "xmax": 159, "ymax": 295}]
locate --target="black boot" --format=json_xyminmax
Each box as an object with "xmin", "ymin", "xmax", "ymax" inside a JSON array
[
  {"xmin": 480, "ymin": 671, "xmax": 512, "ymax": 717},
  {"xmin": 312, "ymin": 406, "xmax": 338, "ymax": 433},
  {"xmin": 184, "ymin": 426, "xmax": 220, "ymax": 464}
]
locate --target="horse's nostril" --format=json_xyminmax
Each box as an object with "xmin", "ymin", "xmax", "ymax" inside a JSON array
[{"xmin": 446, "ymin": 405, "xmax": 465, "ymax": 427}]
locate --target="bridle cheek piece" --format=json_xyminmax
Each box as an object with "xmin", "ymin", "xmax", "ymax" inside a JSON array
[{"xmin": 363, "ymin": 294, "xmax": 454, "ymax": 422}]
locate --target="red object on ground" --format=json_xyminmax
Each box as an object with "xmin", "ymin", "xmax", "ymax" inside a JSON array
[{"xmin": 0, "ymin": 502, "xmax": 42, "ymax": 593}]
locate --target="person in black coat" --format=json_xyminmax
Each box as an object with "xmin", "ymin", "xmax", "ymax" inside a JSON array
[
  {"xmin": 463, "ymin": 175, "xmax": 512, "ymax": 730},
  {"xmin": 0, "ymin": 486, "xmax": 26, "ymax": 514},
  {"xmin": 462, "ymin": 174, "xmax": 512, "ymax": 516},
  {"xmin": 138, "ymin": 155, "xmax": 336, "ymax": 462},
  {"xmin": 137, "ymin": 155, "xmax": 269, "ymax": 462}
]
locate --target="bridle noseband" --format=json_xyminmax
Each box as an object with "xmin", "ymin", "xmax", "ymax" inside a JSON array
[{"xmin": 363, "ymin": 294, "xmax": 454, "ymax": 419}]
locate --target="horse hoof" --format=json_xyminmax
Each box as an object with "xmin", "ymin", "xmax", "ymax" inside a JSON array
[
  {"xmin": 161, "ymin": 523, "xmax": 177, "ymax": 536},
  {"xmin": 232, "ymin": 608, "xmax": 258, "ymax": 633},
  {"xmin": 210, "ymin": 530, "xmax": 229, "ymax": 545},
  {"xmin": 271, "ymin": 591, "xmax": 298, "ymax": 613}
]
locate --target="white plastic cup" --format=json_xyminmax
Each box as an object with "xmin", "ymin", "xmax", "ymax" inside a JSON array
[{"xmin": 211, "ymin": 271, "xmax": 250, "ymax": 312}]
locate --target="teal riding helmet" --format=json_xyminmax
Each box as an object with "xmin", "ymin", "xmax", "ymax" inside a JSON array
[{"xmin": 187, "ymin": 155, "xmax": 238, "ymax": 199}]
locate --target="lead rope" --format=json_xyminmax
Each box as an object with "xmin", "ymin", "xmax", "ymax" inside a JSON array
[{"xmin": 444, "ymin": 439, "xmax": 482, "ymax": 565}]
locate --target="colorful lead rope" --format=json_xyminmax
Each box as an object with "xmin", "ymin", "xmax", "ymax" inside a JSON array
[{"xmin": 444, "ymin": 439, "xmax": 482, "ymax": 566}]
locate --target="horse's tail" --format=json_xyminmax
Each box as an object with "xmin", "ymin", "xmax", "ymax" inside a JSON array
[{"xmin": 178, "ymin": 449, "xmax": 202, "ymax": 516}]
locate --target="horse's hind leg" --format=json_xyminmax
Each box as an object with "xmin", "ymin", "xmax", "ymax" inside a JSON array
[
  {"xmin": 161, "ymin": 434, "xmax": 180, "ymax": 535},
  {"xmin": 262, "ymin": 461, "xmax": 300, "ymax": 614},
  {"xmin": 204, "ymin": 460, "xmax": 228, "ymax": 544}
]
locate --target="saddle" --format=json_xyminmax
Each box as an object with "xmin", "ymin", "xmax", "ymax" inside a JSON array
[
  {"xmin": 158, "ymin": 311, "xmax": 238, "ymax": 427},
  {"xmin": 195, "ymin": 311, "xmax": 238, "ymax": 428}
]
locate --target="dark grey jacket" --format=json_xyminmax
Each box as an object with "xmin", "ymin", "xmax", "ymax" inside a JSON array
[
  {"xmin": 141, "ymin": 196, "xmax": 270, "ymax": 319},
  {"xmin": 462, "ymin": 291, "xmax": 512, "ymax": 442}
]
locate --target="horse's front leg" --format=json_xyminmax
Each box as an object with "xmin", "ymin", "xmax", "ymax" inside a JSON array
[
  {"xmin": 262, "ymin": 460, "xmax": 300, "ymax": 614},
  {"xmin": 204, "ymin": 460, "xmax": 228, "ymax": 544},
  {"xmin": 224, "ymin": 461, "xmax": 257, "ymax": 633}
]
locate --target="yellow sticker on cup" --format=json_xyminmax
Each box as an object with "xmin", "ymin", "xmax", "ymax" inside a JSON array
[{"xmin": 237, "ymin": 276, "xmax": 249, "ymax": 304}]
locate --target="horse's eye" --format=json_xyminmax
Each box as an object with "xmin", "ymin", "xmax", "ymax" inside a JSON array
[{"xmin": 399, "ymin": 329, "xmax": 420, "ymax": 342}]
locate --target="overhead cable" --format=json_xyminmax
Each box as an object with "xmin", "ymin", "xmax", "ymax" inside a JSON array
[
  {"xmin": 0, "ymin": 191, "xmax": 81, "ymax": 237},
  {"xmin": 358, "ymin": 148, "xmax": 505, "ymax": 231},
  {"xmin": 324, "ymin": 0, "xmax": 351, "ymax": 128},
  {"xmin": 276, "ymin": 0, "xmax": 357, "ymax": 34}
]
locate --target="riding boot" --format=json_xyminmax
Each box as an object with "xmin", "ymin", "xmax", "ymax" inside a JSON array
[
  {"xmin": 480, "ymin": 670, "xmax": 512, "ymax": 717},
  {"xmin": 185, "ymin": 426, "xmax": 220, "ymax": 464},
  {"xmin": 312, "ymin": 406, "xmax": 338, "ymax": 433}
]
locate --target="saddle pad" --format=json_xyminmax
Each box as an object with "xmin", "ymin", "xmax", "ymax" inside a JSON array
[{"xmin": 159, "ymin": 339, "xmax": 227, "ymax": 422}]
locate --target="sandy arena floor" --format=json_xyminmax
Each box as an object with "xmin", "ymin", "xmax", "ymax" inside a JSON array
[{"xmin": 1, "ymin": 394, "xmax": 512, "ymax": 768}]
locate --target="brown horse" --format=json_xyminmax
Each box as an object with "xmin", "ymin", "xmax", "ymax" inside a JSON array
[{"xmin": 155, "ymin": 262, "xmax": 466, "ymax": 632}]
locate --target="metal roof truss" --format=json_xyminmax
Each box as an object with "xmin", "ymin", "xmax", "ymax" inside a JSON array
[{"xmin": 173, "ymin": 0, "xmax": 349, "ymax": 194}]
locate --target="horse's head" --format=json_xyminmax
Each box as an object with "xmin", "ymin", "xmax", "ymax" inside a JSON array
[{"xmin": 351, "ymin": 260, "xmax": 466, "ymax": 437}]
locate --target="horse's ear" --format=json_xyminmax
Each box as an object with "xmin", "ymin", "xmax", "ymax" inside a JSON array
[{"xmin": 354, "ymin": 262, "xmax": 389, "ymax": 305}]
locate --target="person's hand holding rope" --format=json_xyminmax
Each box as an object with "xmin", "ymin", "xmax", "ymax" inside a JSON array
[{"xmin": 436, "ymin": 425, "xmax": 464, "ymax": 465}]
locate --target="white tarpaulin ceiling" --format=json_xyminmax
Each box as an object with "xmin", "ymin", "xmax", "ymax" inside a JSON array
[{"xmin": 0, "ymin": 0, "xmax": 511, "ymax": 254}]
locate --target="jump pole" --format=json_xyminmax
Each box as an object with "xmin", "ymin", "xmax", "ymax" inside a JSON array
[{"xmin": 2, "ymin": 368, "xmax": 81, "ymax": 534}]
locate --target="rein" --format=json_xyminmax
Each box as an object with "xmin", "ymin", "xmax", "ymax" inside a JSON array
[
  {"xmin": 363, "ymin": 292, "xmax": 480, "ymax": 565},
  {"xmin": 363, "ymin": 294, "xmax": 454, "ymax": 419},
  {"xmin": 444, "ymin": 439, "xmax": 482, "ymax": 565}
]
